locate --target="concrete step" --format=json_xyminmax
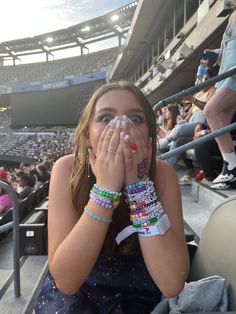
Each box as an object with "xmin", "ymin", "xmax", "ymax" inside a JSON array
[
  {"xmin": 181, "ymin": 179, "xmax": 229, "ymax": 241},
  {"xmin": 0, "ymin": 256, "xmax": 47, "ymax": 314}
]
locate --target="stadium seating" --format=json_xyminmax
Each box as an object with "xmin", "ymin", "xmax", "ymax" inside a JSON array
[
  {"xmin": 0, "ymin": 48, "xmax": 118, "ymax": 87},
  {"xmin": 0, "ymin": 181, "xmax": 49, "ymax": 240}
]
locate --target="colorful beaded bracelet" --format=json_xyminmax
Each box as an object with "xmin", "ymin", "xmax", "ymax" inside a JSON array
[
  {"xmin": 90, "ymin": 192, "xmax": 115, "ymax": 209},
  {"xmin": 84, "ymin": 206, "xmax": 112, "ymax": 224},
  {"xmin": 133, "ymin": 217, "xmax": 158, "ymax": 229}
]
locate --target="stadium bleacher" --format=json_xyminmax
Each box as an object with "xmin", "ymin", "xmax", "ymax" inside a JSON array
[{"xmin": 0, "ymin": 48, "xmax": 118, "ymax": 87}]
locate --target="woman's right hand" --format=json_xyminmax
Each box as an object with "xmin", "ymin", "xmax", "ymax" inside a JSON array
[{"xmin": 89, "ymin": 118, "xmax": 125, "ymax": 192}]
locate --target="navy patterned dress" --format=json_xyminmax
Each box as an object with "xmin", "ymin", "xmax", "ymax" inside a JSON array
[{"xmin": 35, "ymin": 253, "xmax": 162, "ymax": 313}]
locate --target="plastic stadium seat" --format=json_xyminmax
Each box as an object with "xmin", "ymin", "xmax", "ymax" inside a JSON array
[{"xmin": 189, "ymin": 195, "xmax": 236, "ymax": 311}]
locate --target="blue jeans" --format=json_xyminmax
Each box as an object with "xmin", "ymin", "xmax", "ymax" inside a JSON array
[{"xmin": 165, "ymin": 123, "xmax": 197, "ymax": 167}]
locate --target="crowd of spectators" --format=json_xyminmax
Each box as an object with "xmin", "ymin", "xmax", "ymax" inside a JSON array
[
  {"xmin": 0, "ymin": 128, "xmax": 74, "ymax": 161},
  {"xmin": 0, "ymin": 48, "xmax": 118, "ymax": 87},
  {"xmin": 0, "ymin": 160, "xmax": 52, "ymax": 214}
]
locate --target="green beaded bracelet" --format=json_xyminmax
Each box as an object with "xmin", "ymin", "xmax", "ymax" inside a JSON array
[
  {"xmin": 84, "ymin": 206, "xmax": 112, "ymax": 224},
  {"xmin": 133, "ymin": 217, "xmax": 158, "ymax": 229}
]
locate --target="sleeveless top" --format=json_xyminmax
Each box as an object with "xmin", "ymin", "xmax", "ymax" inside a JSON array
[
  {"xmin": 35, "ymin": 253, "xmax": 162, "ymax": 314},
  {"xmin": 215, "ymin": 13, "xmax": 236, "ymax": 91}
]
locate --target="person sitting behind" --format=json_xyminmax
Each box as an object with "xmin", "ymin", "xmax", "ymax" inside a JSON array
[
  {"xmin": 0, "ymin": 180, "xmax": 14, "ymax": 213},
  {"xmin": 18, "ymin": 174, "xmax": 35, "ymax": 200}
]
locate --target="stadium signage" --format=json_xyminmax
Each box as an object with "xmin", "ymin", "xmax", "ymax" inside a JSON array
[{"xmin": 41, "ymin": 80, "xmax": 69, "ymax": 91}]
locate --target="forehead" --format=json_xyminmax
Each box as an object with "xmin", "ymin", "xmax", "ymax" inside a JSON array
[{"xmin": 94, "ymin": 89, "xmax": 144, "ymax": 113}]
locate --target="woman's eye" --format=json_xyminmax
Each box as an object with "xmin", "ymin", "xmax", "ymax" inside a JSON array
[
  {"xmin": 96, "ymin": 115, "xmax": 113, "ymax": 124},
  {"xmin": 129, "ymin": 115, "xmax": 144, "ymax": 124}
]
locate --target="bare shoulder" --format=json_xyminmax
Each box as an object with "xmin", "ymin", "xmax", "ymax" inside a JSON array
[
  {"xmin": 52, "ymin": 154, "xmax": 75, "ymax": 177},
  {"xmin": 53, "ymin": 154, "xmax": 75, "ymax": 168}
]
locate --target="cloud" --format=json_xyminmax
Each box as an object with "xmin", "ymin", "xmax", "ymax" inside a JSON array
[{"xmin": 0, "ymin": 0, "xmax": 133, "ymax": 42}]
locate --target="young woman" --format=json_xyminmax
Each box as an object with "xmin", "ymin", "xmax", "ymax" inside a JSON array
[{"xmin": 35, "ymin": 81, "xmax": 189, "ymax": 313}]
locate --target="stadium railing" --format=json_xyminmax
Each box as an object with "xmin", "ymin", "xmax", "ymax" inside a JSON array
[
  {"xmin": 153, "ymin": 67, "xmax": 236, "ymax": 161},
  {"xmin": 0, "ymin": 181, "xmax": 49, "ymax": 297}
]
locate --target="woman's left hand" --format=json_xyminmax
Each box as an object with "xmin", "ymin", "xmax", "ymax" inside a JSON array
[{"xmin": 122, "ymin": 125, "xmax": 152, "ymax": 185}]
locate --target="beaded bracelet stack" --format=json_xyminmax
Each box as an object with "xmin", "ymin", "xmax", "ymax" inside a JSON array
[
  {"xmin": 90, "ymin": 184, "xmax": 122, "ymax": 209},
  {"xmin": 124, "ymin": 179, "xmax": 164, "ymax": 228},
  {"xmin": 84, "ymin": 184, "xmax": 122, "ymax": 224}
]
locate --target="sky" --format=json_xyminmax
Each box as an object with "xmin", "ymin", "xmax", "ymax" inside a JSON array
[{"xmin": 0, "ymin": 0, "xmax": 134, "ymax": 42}]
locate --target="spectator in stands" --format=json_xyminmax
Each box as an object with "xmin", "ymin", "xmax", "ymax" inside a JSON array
[
  {"xmin": 28, "ymin": 168, "xmax": 43, "ymax": 189},
  {"xmin": 160, "ymin": 69, "xmax": 216, "ymax": 177},
  {"xmin": 149, "ymin": 59, "xmax": 159, "ymax": 79},
  {"xmin": 37, "ymin": 165, "xmax": 50, "ymax": 183},
  {"xmin": 158, "ymin": 99, "xmax": 205, "ymax": 160},
  {"xmin": 18, "ymin": 174, "xmax": 34, "ymax": 199},
  {"xmin": 157, "ymin": 103, "xmax": 181, "ymax": 141},
  {"xmin": 0, "ymin": 167, "xmax": 8, "ymax": 181},
  {"xmin": 42, "ymin": 159, "xmax": 53, "ymax": 173},
  {"xmin": 0, "ymin": 180, "xmax": 13, "ymax": 213},
  {"xmin": 35, "ymin": 81, "xmax": 189, "ymax": 313},
  {"xmin": 195, "ymin": 59, "xmax": 209, "ymax": 85},
  {"xmin": 156, "ymin": 109, "xmax": 163, "ymax": 126},
  {"xmin": 203, "ymin": 6, "xmax": 236, "ymax": 186}
]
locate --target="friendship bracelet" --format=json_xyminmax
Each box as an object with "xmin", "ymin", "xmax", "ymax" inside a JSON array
[
  {"xmin": 93, "ymin": 184, "xmax": 122, "ymax": 198},
  {"xmin": 84, "ymin": 206, "xmax": 112, "ymax": 224},
  {"xmin": 132, "ymin": 217, "xmax": 158, "ymax": 229},
  {"xmin": 90, "ymin": 191, "xmax": 115, "ymax": 209}
]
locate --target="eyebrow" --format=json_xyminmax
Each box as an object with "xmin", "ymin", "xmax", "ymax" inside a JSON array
[{"xmin": 96, "ymin": 107, "xmax": 145, "ymax": 114}]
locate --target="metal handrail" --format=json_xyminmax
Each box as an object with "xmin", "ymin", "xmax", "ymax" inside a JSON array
[
  {"xmin": 153, "ymin": 67, "xmax": 236, "ymax": 112},
  {"xmin": 0, "ymin": 180, "xmax": 21, "ymax": 297},
  {"xmin": 152, "ymin": 67, "xmax": 236, "ymax": 159},
  {"xmin": 161, "ymin": 122, "xmax": 236, "ymax": 160}
]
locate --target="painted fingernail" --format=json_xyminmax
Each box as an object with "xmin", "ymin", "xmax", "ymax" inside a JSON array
[
  {"xmin": 120, "ymin": 131, "xmax": 124, "ymax": 139},
  {"xmin": 108, "ymin": 119, "xmax": 114, "ymax": 126},
  {"xmin": 122, "ymin": 115, "xmax": 133, "ymax": 124},
  {"xmin": 121, "ymin": 121, "xmax": 127, "ymax": 129},
  {"xmin": 113, "ymin": 116, "xmax": 119, "ymax": 123},
  {"xmin": 124, "ymin": 134, "xmax": 129, "ymax": 142},
  {"xmin": 116, "ymin": 119, "xmax": 121, "ymax": 128}
]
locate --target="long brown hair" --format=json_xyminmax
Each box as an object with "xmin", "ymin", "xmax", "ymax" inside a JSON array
[
  {"xmin": 70, "ymin": 81, "xmax": 157, "ymax": 254},
  {"xmin": 166, "ymin": 103, "xmax": 180, "ymax": 131}
]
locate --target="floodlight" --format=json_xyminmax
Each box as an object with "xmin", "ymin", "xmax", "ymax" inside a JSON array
[
  {"xmin": 111, "ymin": 14, "xmax": 119, "ymax": 22},
  {"xmin": 46, "ymin": 37, "xmax": 54, "ymax": 43},
  {"xmin": 81, "ymin": 26, "xmax": 90, "ymax": 32}
]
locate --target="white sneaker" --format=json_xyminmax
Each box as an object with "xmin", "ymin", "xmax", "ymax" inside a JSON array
[
  {"xmin": 179, "ymin": 175, "xmax": 192, "ymax": 185},
  {"xmin": 213, "ymin": 161, "xmax": 236, "ymax": 184}
]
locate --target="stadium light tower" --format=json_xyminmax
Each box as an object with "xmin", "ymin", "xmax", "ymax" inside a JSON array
[
  {"xmin": 46, "ymin": 37, "xmax": 54, "ymax": 43},
  {"xmin": 111, "ymin": 14, "xmax": 119, "ymax": 22},
  {"xmin": 81, "ymin": 26, "xmax": 90, "ymax": 32}
]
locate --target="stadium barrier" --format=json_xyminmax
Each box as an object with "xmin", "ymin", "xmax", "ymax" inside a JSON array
[
  {"xmin": 153, "ymin": 67, "xmax": 236, "ymax": 161},
  {"xmin": 0, "ymin": 181, "xmax": 49, "ymax": 297}
]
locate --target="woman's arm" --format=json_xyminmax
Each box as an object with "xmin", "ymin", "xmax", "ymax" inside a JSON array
[
  {"xmin": 139, "ymin": 161, "xmax": 190, "ymax": 298},
  {"xmin": 48, "ymin": 155, "xmax": 113, "ymax": 295},
  {"xmin": 156, "ymin": 125, "xmax": 167, "ymax": 139},
  {"xmin": 49, "ymin": 120, "xmax": 125, "ymax": 295}
]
